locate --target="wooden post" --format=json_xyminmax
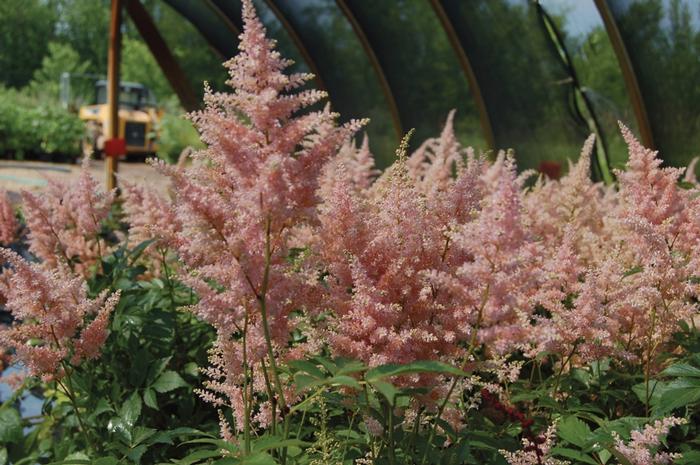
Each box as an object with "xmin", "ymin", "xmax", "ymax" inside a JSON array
[{"xmin": 106, "ymin": 0, "xmax": 123, "ymax": 191}]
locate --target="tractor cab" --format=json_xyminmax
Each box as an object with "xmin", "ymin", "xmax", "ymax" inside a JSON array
[
  {"xmin": 93, "ymin": 80, "xmax": 157, "ymax": 110},
  {"xmin": 78, "ymin": 80, "xmax": 162, "ymax": 159}
]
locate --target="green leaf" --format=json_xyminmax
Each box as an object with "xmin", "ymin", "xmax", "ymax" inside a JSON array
[
  {"xmin": 557, "ymin": 416, "xmax": 592, "ymax": 448},
  {"xmin": 151, "ymin": 370, "xmax": 188, "ymax": 393},
  {"xmin": 93, "ymin": 458, "xmax": 119, "ymax": 465},
  {"xmin": 327, "ymin": 375, "xmax": 361, "ymax": 390},
  {"xmin": 180, "ymin": 438, "xmax": 238, "ymax": 454},
  {"xmin": 0, "ymin": 409, "xmax": 22, "ymax": 444},
  {"xmin": 632, "ymin": 380, "xmax": 667, "ymax": 406},
  {"xmin": 655, "ymin": 378, "xmax": 700, "ymax": 412},
  {"xmin": 369, "ymin": 380, "xmax": 400, "ymax": 405},
  {"xmin": 132, "ymin": 427, "xmax": 157, "ymax": 446},
  {"xmin": 335, "ymin": 358, "xmax": 367, "ymax": 376},
  {"xmin": 143, "ymin": 388, "xmax": 158, "ymax": 409},
  {"xmin": 251, "ymin": 436, "xmax": 309, "ymax": 453},
  {"xmin": 88, "ymin": 398, "xmax": 114, "ymax": 422},
  {"xmin": 146, "ymin": 357, "xmax": 172, "ymax": 386},
  {"xmin": 129, "ymin": 239, "xmax": 157, "ymax": 262},
  {"xmin": 677, "ymin": 451, "xmax": 700, "ymax": 464},
  {"xmin": 107, "ymin": 417, "xmax": 132, "ymax": 444},
  {"xmin": 126, "ymin": 444, "xmax": 148, "ymax": 463},
  {"xmin": 622, "ymin": 266, "xmax": 643, "ymax": 278},
  {"xmin": 119, "ymin": 391, "xmax": 142, "ymax": 428},
  {"xmin": 662, "ymin": 363, "xmax": 700, "ymax": 378},
  {"xmin": 551, "ymin": 447, "xmax": 598, "ymax": 465},
  {"xmin": 293, "ymin": 373, "xmax": 319, "ymax": 393},
  {"xmin": 288, "ymin": 360, "xmax": 325, "ymax": 379},
  {"xmin": 241, "ymin": 452, "xmax": 278, "ymax": 465},
  {"xmin": 174, "ymin": 449, "xmax": 223, "ymax": 465},
  {"xmin": 365, "ymin": 360, "xmax": 467, "ymax": 381}
]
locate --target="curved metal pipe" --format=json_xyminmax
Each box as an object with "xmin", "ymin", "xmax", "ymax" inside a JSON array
[
  {"xmin": 594, "ymin": 0, "xmax": 655, "ymax": 149},
  {"xmin": 262, "ymin": 0, "xmax": 326, "ymax": 92},
  {"xmin": 335, "ymin": 0, "xmax": 403, "ymax": 140},
  {"xmin": 429, "ymin": 0, "xmax": 495, "ymax": 149}
]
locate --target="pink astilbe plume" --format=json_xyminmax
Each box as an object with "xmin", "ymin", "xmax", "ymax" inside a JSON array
[
  {"xmin": 434, "ymin": 155, "xmax": 543, "ymax": 355},
  {"xmin": 157, "ymin": 0, "xmax": 364, "ymax": 430},
  {"xmin": 319, "ymin": 132, "xmax": 460, "ymax": 370},
  {"xmin": 612, "ymin": 417, "xmax": 687, "ymax": 465},
  {"xmin": 500, "ymin": 424, "xmax": 569, "ymax": 465},
  {"xmin": 0, "ymin": 248, "xmax": 120, "ymax": 380},
  {"xmin": 21, "ymin": 157, "xmax": 114, "ymax": 276},
  {"xmin": 121, "ymin": 181, "xmax": 180, "ymax": 250},
  {"xmin": 319, "ymin": 133, "xmax": 379, "ymax": 200},
  {"xmin": 524, "ymin": 134, "xmax": 609, "ymax": 266},
  {"xmin": 0, "ymin": 189, "xmax": 18, "ymax": 246},
  {"xmin": 406, "ymin": 109, "xmax": 462, "ymax": 196},
  {"xmin": 607, "ymin": 124, "xmax": 696, "ymax": 363}
]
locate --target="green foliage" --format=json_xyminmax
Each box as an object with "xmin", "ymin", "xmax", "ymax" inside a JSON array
[
  {"xmin": 155, "ymin": 106, "xmax": 205, "ymax": 164},
  {"xmin": 27, "ymin": 42, "xmax": 91, "ymax": 101},
  {"xmin": 0, "ymin": 240, "xmax": 218, "ymax": 464},
  {"xmin": 0, "ymin": 0, "xmax": 57, "ymax": 88},
  {"xmin": 0, "ymin": 87, "xmax": 84, "ymax": 159}
]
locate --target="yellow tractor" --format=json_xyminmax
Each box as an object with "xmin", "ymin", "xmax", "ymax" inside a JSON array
[{"xmin": 61, "ymin": 74, "xmax": 162, "ymax": 159}]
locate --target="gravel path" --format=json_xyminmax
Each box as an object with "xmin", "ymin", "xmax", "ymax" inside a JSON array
[{"xmin": 0, "ymin": 159, "xmax": 171, "ymax": 201}]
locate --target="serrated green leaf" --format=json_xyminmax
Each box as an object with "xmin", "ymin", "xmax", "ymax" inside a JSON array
[
  {"xmin": 558, "ymin": 416, "xmax": 593, "ymax": 448},
  {"xmin": 676, "ymin": 450, "xmax": 700, "ymax": 464},
  {"xmin": 662, "ymin": 363, "xmax": 700, "ymax": 378},
  {"xmin": 551, "ymin": 447, "xmax": 598, "ymax": 464},
  {"xmin": 180, "ymin": 438, "xmax": 238, "ymax": 453},
  {"xmin": 120, "ymin": 391, "xmax": 142, "ymax": 428},
  {"xmin": 370, "ymin": 379, "xmax": 399, "ymax": 405},
  {"xmin": 107, "ymin": 417, "xmax": 132, "ymax": 444},
  {"xmin": 146, "ymin": 357, "xmax": 172, "ymax": 386},
  {"xmin": 288, "ymin": 360, "xmax": 324, "ymax": 378},
  {"xmin": 173, "ymin": 448, "xmax": 222, "ymax": 465},
  {"xmin": 143, "ymin": 388, "xmax": 158, "ymax": 409},
  {"xmin": 293, "ymin": 373, "xmax": 318, "ymax": 393},
  {"xmin": 93, "ymin": 457, "xmax": 119, "ymax": 465},
  {"xmin": 241, "ymin": 452, "xmax": 278, "ymax": 465},
  {"xmin": 152, "ymin": 370, "xmax": 188, "ymax": 393},
  {"xmin": 0, "ymin": 409, "xmax": 22, "ymax": 444},
  {"xmin": 655, "ymin": 379, "xmax": 700, "ymax": 413},
  {"xmin": 251, "ymin": 436, "xmax": 309, "ymax": 453},
  {"xmin": 335, "ymin": 358, "xmax": 367, "ymax": 376}
]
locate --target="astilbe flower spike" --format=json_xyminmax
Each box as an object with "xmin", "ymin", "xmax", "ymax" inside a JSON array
[
  {"xmin": 0, "ymin": 248, "xmax": 120, "ymax": 380},
  {"xmin": 21, "ymin": 157, "xmax": 114, "ymax": 276},
  {"xmin": 153, "ymin": 0, "xmax": 365, "ymax": 431},
  {"xmin": 121, "ymin": 180, "xmax": 181, "ymax": 251},
  {"xmin": 500, "ymin": 423, "xmax": 569, "ymax": 465},
  {"xmin": 612, "ymin": 417, "xmax": 687, "ymax": 465},
  {"xmin": 0, "ymin": 189, "xmax": 18, "ymax": 246}
]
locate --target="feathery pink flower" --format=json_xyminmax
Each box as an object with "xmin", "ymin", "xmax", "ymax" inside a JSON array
[
  {"xmin": 612, "ymin": 417, "xmax": 687, "ymax": 465},
  {"xmin": 0, "ymin": 248, "xmax": 119, "ymax": 379},
  {"xmin": 157, "ymin": 0, "xmax": 364, "ymax": 428},
  {"xmin": 500, "ymin": 424, "xmax": 569, "ymax": 465},
  {"xmin": 21, "ymin": 158, "xmax": 114, "ymax": 275},
  {"xmin": 0, "ymin": 189, "xmax": 18, "ymax": 246},
  {"xmin": 121, "ymin": 180, "xmax": 181, "ymax": 251}
]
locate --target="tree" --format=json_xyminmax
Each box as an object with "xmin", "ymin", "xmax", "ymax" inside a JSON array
[{"xmin": 0, "ymin": 0, "xmax": 57, "ymax": 88}]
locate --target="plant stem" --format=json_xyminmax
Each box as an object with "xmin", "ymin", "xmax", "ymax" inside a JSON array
[
  {"xmin": 257, "ymin": 216, "xmax": 290, "ymax": 463},
  {"xmin": 242, "ymin": 312, "xmax": 252, "ymax": 456},
  {"xmin": 387, "ymin": 402, "xmax": 396, "ymax": 465},
  {"xmin": 420, "ymin": 285, "xmax": 489, "ymax": 465},
  {"xmin": 58, "ymin": 362, "xmax": 94, "ymax": 454}
]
